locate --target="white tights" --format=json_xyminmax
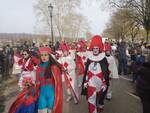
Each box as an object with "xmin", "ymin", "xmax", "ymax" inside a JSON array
[{"xmin": 38, "ymin": 109, "xmax": 52, "ymax": 113}]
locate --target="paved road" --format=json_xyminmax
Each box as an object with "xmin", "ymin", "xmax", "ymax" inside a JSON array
[{"xmin": 2, "ymin": 75, "xmax": 142, "ymax": 113}]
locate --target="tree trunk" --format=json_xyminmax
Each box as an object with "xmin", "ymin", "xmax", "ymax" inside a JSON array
[
  {"xmin": 131, "ymin": 37, "xmax": 134, "ymax": 43},
  {"xmin": 146, "ymin": 30, "xmax": 149, "ymax": 42}
]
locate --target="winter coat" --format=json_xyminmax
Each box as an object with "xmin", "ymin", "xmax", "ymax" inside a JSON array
[{"xmin": 136, "ymin": 61, "xmax": 150, "ymax": 96}]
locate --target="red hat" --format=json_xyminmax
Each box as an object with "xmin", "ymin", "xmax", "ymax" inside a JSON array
[
  {"xmin": 80, "ymin": 40, "xmax": 86, "ymax": 47},
  {"xmin": 89, "ymin": 35, "xmax": 104, "ymax": 51},
  {"xmin": 39, "ymin": 47, "xmax": 52, "ymax": 54},
  {"xmin": 60, "ymin": 42, "xmax": 69, "ymax": 52},
  {"xmin": 104, "ymin": 42, "xmax": 111, "ymax": 52},
  {"xmin": 80, "ymin": 40, "xmax": 86, "ymax": 48},
  {"xmin": 76, "ymin": 40, "xmax": 86, "ymax": 52}
]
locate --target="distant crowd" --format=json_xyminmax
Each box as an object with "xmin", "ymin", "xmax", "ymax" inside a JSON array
[{"xmin": 0, "ymin": 39, "xmax": 150, "ymax": 79}]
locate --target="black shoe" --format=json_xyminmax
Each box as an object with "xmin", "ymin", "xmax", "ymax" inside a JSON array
[{"xmin": 118, "ymin": 73, "xmax": 122, "ymax": 75}]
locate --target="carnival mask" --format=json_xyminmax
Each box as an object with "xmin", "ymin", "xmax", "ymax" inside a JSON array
[{"xmin": 92, "ymin": 46, "xmax": 100, "ymax": 55}]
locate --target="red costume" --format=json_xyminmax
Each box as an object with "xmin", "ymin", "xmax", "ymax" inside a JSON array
[
  {"xmin": 82, "ymin": 35, "xmax": 110, "ymax": 113},
  {"xmin": 18, "ymin": 56, "xmax": 40, "ymax": 71},
  {"xmin": 104, "ymin": 42, "xmax": 112, "ymax": 52},
  {"xmin": 75, "ymin": 54, "xmax": 84, "ymax": 76},
  {"xmin": 75, "ymin": 40, "xmax": 87, "ymax": 76}
]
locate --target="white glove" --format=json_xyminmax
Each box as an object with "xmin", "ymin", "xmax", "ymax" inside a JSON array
[
  {"xmin": 101, "ymin": 84, "xmax": 107, "ymax": 92},
  {"xmin": 84, "ymin": 82, "xmax": 88, "ymax": 88}
]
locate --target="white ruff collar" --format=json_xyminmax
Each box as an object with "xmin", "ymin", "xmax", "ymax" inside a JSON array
[{"xmin": 87, "ymin": 51, "xmax": 105, "ymax": 61}]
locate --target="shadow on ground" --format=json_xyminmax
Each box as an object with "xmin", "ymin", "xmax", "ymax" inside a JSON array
[
  {"xmin": 0, "ymin": 76, "xmax": 18, "ymax": 113},
  {"xmin": 0, "ymin": 78, "xmax": 7, "ymax": 113}
]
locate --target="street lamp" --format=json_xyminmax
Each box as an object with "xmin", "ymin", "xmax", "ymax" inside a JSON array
[{"xmin": 48, "ymin": 3, "xmax": 54, "ymax": 46}]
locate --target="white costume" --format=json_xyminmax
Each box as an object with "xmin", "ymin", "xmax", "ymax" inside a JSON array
[
  {"xmin": 106, "ymin": 55, "xmax": 119, "ymax": 100},
  {"xmin": 106, "ymin": 55, "xmax": 119, "ymax": 79},
  {"xmin": 12, "ymin": 55, "xmax": 22, "ymax": 75},
  {"xmin": 58, "ymin": 42, "xmax": 79, "ymax": 103}
]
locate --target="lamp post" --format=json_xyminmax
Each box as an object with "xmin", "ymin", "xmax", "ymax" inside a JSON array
[{"xmin": 48, "ymin": 3, "xmax": 54, "ymax": 46}]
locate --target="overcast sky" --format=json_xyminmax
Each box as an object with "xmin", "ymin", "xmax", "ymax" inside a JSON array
[{"xmin": 0, "ymin": 0, "xmax": 110, "ymax": 35}]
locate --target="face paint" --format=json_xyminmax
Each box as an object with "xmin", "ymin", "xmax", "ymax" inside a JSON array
[
  {"xmin": 92, "ymin": 46, "xmax": 100, "ymax": 55},
  {"xmin": 63, "ymin": 51, "xmax": 69, "ymax": 57}
]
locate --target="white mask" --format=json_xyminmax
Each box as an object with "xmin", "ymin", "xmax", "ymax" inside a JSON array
[{"xmin": 92, "ymin": 46, "xmax": 100, "ymax": 55}]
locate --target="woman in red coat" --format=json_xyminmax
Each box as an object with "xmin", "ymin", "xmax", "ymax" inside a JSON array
[
  {"xmin": 18, "ymin": 50, "xmax": 40, "ymax": 72},
  {"xmin": 18, "ymin": 49, "xmax": 40, "ymax": 90}
]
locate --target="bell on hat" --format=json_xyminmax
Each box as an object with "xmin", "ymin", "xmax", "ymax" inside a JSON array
[{"xmin": 89, "ymin": 35, "xmax": 104, "ymax": 52}]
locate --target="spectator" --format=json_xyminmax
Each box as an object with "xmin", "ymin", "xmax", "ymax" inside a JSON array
[
  {"xmin": 23, "ymin": 41, "xmax": 29, "ymax": 50},
  {"xmin": 111, "ymin": 43, "xmax": 117, "ymax": 56},
  {"xmin": 136, "ymin": 60, "xmax": 150, "ymax": 113},
  {"xmin": 54, "ymin": 41, "xmax": 60, "ymax": 51},
  {"xmin": 12, "ymin": 49, "xmax": 22, "ymax": 80},
  {"xmin": 0, "ymin": 47, "xmax": 5, "ymax": 77},
  {"xmin": 131, "ymin": 48, "xmax": 145, "ymax": 83},
  {"xmin": 5, "ymin": 45, "xmax": 14, "ymax": 76},
  {"xmin": 116, "ymin": 41, "xmax": 128, "ymax": 75}
]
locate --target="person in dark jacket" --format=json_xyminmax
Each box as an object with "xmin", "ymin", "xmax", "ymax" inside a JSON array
[
  {"xmin": 0, "ymin": 48, "xmax": 5, "ymax": 76},
  {"xmin": 117, "ymin": 41, "xmax": 128, "ymax": 75},
  {"xmin": 131, "ymin": 48, "xmax": 145, "ymax": 83},
  {"xmin": 136, "ymin": 60, "xmax": 150, "ymax": 113}
]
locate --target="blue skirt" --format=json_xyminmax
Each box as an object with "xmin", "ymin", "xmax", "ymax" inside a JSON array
[{"xmin": 15, "ymin": 101, "xmax": 38, "ymax": 113}]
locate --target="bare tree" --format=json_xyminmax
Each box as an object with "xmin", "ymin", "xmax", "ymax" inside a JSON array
[
  {"xmin": 102, "ymin": 8, "xmax": 141, "ymax": 42},
  {"xmin": 127, "ymin": 21, "xmax": 140, "ymax": 42},
  {"xmin": 107, "ymin": 0, "xmax": 150, "ymax": 41},
  {"xmin": 34, "ymin": 0, "xmax": 89, "ymax": 41},
  {"xmin": 103, "ymin": 9, "xmax": 129, "ymax": 40}
]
